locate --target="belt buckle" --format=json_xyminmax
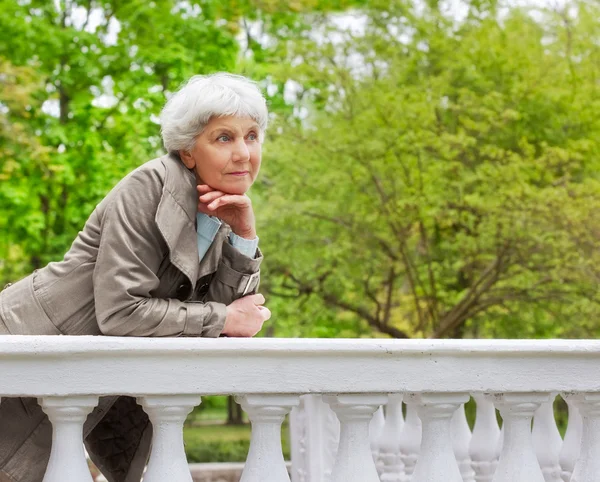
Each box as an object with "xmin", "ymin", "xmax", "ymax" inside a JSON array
[{"xmin": 242, "ymin": 272, "xmax": 260, "ymax": 296}]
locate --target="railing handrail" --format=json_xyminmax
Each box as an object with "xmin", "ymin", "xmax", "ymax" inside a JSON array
[
  {"xmin": 1, "ymin": 336, "xmax": 599, "ymax": 397},
  {"xmin": 3, "ymin": 335, "xmax": 600, "ymax": 354}
]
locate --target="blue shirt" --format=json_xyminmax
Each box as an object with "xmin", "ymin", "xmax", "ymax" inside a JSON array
[{"xmin": 196, "ymin": 212, "xmax": 259, "ymax": 260}]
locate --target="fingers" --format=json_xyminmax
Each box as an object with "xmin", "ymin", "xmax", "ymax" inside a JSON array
[
  {"xmin": 257, "ymin": 305, "xmax": 272, "ymax": 321},
  {"xmin": 207, "ymin": 195, "xmax": 249, "ymax": 211},
  {"xmin": 251, "ymin": 293, "xmax": 266, "ymax": 305},
  {"xmin": 197, "ymin": 184, "xmax": 215, "ymax": 194},
  {"xmin": 197, "ymin": 202, "xmax": 213, "ymax": 216},
  {"xmin": 199, "ymin": 190, "xmax": 225, "ymax": 204}
]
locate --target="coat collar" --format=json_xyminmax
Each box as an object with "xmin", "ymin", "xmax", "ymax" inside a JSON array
[{"xmin": 155, "ymin": 153, "xmax": 230, "ymax": 288}]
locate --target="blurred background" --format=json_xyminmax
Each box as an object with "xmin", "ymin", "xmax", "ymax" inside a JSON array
[{"xmin": 1, "ymin": 0, "xmax": 598, "ymax": 465}]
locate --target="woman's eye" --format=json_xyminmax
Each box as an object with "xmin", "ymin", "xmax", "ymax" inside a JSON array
[
  {"xmin": 247, "ymin": 132, "xmax": 258, "ymax": 141},
  {"xmin": 217, "ymin": 134, "xmax": 230, "ymax": 142}
]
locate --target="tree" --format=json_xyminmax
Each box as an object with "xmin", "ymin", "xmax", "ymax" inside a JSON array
[
  {"xmin": 0, "ymin": 58, "xmax": 51, "ymax": 282},
  {"xmin": 0, "ymin": 0, "xmax": 240, "ymax": 285},
  {"xmin": 257, "ymin": 0, "xmax": 600, "ymax": 339},
  {"xmin": 0, "ymin": 0, "xmax": 369, "ymax": 288}
]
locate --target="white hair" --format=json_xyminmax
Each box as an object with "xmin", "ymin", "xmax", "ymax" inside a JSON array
[{"xmin": 160, "ymin": 73, "xmax": 269, "ymax": 153}]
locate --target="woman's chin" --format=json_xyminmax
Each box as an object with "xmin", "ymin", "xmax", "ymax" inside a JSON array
[{"xmin": 217, "ymin": 181, "xmax": 251, "ymax": 195}]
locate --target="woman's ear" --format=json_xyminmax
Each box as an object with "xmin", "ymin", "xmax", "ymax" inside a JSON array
[{"xmin": 179, "ymin": 150, "xmax": 195, "ymax": 169}]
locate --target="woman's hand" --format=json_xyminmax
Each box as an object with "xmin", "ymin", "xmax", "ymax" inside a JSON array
[
  {"xmin": 222, "ymin": 294, "xmax": 271, "ymax": 337},
  {"xmin": 198, "ymin": 185, "xmax": 256, "ymax": 239}
]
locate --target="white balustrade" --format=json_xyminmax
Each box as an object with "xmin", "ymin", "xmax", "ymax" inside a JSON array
[
  {"xmin": 452, "ymin": 400, "xmax": 476, "ymax": 482},
  {"xmin": 496, "ymin": 425, "xmax": 504, "ymax": 461},
  {"xmin": 559, "ymin": 396, "xmax": 583, "ymax": 482},
  {"xmin": 2, "ymin": 337, "xmax": 600, "ymax": 482},
  {"xmin": 41, "ymin": 396, "xmax": 98, "ymax": 482},
  {"xmin": 140, "ymin": 395, "xmax": 200, "ymax": 482},
  {"xmin": 532, "ymin": 394, "xmax": 563, "ymax": 482},
  {"xmin": 469, "ymin": 393, "xmax": 501, "ymax": 482},
  {"xmin": 289, "ymin": 394, "xmax": 339, "ymax": 482},
  {"xmin": 408, "ymin": 392, "xmax": 468, "ymax": 482},
  {"xmin": 324, "ymin": 394, "xmax": 387, "ymax": 482},
  {"xmin": 566, "ymin": 393, "xmax": 600, "ymax": 482},
  {"xmin": 490, "ymin": 392, "xmax": 549, "ymax": 482},
  {"xmin": 237, "ymin": 394, "xmax": 299, "ymax": 482},
  {"xmin": 370, "ymin": 405, "xmax": 386, "ymax": 472},
  {"xmin": 378, "ymin": 393, "xmax": 404, "ymax": 482},
  {"xmin": 398, "ymin": 401, "xmax": 422, "ymax": 479}
]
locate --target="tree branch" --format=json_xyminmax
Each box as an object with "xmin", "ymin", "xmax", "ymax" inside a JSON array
[{"xmin": 431, "ymin": 248, "xmax": 510, "ymax": 338}]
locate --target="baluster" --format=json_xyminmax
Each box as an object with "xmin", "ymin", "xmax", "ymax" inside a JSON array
[
  {"xmin": 565, "ymin": 393, "xmax": 600, "ymax": 482},
  {"xmin": 379, "ymin": 393, "xmax": 405, "ymax": 482},
  {"xmin": 289, "ymin": 394, "xmax": 340, "ymax": 482},
  {"xmin": 469, "ymin": 394, "xmax": 501, "ymax": 482},
  {"xmin": 236, "ymin": 394, "xmax": 299, "ymax": 482},
  {"xmin": 489, "ymin": 392, "xmax": 549, "ymax": 482},
  {"xmin": 407, "ymin": 392, "xmax": 468, "ymax": 482},
  {"xmin": 452, "ymin": 400, "xmax": 476, "ymax": 482},
  {"xmin": 40, "ymin": 396, "xmax": 99, "ymax": 482},
  {"xmin": 399, "ymin": 400, "xmax": 422, "ymax": 480},
  {"xmin": 532, "ymin": 394, "xmax": 563, "ymax": 482},
  {"xmin": 323, "ymin": 394, "xmax": 388, "ymax": 482},
  {"xmin": 139, "ymin": 395, "xmax": 200, "ymax": 482},
  {"xmin": 559, "ymin": 396, "xmax": 582, "ymax": 482},
  {"xmin": 496, "ymin": 425, "xmax": 504, "ymax": 457},
  {"xmin": 371, "ymin": 405, "xmax": 385, "ymax": 471}
]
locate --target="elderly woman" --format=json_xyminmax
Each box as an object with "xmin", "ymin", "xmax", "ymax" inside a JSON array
[{"xmin": 0, "ymin": 73, "xmax": 271, "ymax": 482}]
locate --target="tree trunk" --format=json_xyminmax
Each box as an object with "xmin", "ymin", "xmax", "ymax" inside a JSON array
[{"xmin": 227, "ymin": 395, "xmax": 244, "ymax": 425}]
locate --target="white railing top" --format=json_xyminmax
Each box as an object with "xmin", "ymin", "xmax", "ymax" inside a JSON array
[{"xmin": 1, "ymin": 336, "xmax": 599, "ymax": 396}]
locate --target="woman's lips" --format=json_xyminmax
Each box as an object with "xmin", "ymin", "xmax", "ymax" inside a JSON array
[{"xmin": 228, "ymin": 171, "xmax": 249, "ymax": 176}]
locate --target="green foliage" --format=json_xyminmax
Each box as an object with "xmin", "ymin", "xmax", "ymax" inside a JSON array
[
  {"xmin": 257, "ymin": 0, "xmax": 600, "ymax": 339},
  {"xmin": 183, "ymin": 422, "xmax": 291, "ymax": 462},
  {"xmin": 1, "ymin": 0, "xmax": 599, "ymax": 340},
  {"xmin": 0, "ymin": 0, "xmax": 239, "ymax": 283}
]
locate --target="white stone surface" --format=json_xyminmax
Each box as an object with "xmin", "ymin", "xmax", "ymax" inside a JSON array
[
  {"xmin": 140, "ymin": 395, "xmax": 201, "ymax": 482},
  {"xmin": 290, "ymin": 394, "xmax": 339, "ymax": 482},
  {"xmin": 408, "ymin": 392, "xmax": 468, "ymax": 482},
  {"xmin": 566, "ymin": 393, "xmax": 600, "ymax": 482},
  {"xmin": 237, "ymin": 394, "xmax": 299, "ymax": 482},
  {"xmin": 370, "ymin": 406, "xmax": 385, "ymax": 472},
  {"xmin": 470, "ymin": 393, "xmax": 501, "ymax": 482},
  {"xmin": 324, "ymin": 394, "xmax": 387, "ymax": 482},
  {"xmin": 451, "ymin": 401, "xmax": 476, "ymax": 482},
  {"xmin": 532, "ymin": 395, "xmax": 563, "ymax": 482},
  {"xmin": 398, "ymin": 401, "xmax": 421, "ymax": 479},
  {"xmin": 379, "ymin": 394, "xmax": 404, "ymax": 482},
  {"xmin": 2, "ymin": 337, "xmax": 600, "ymax": 396},
  {"xmin": 3, "ymin": 337, "xmax": 600, "ymax": 480},
  {"xmin": 490, "ymin": 393, "xmax": 549, "ymax": 482},
  {"xmin": 41, "ymin": 396, "xmax": 98, "ymax": 482},
  {"xmin": 559, "ymin": 396, "xmax": 583, "ymax": 482}
]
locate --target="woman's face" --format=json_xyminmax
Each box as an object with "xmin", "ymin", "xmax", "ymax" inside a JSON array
[{"xmin": 180, "ymin": 115, "xmax": 262, "ymax": 195}]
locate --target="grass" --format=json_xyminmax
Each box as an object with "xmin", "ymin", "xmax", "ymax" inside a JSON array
[
  {"xmin": 183, "ymin": 421, "xmax": 291, "ymax": 463},
  {"xmin": 185, "ymin": 423, "xmax": 253, "ymax": 444}
]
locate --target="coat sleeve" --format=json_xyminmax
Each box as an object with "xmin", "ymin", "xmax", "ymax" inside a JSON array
[
  {"xmin": 202, "ymin": 240, "xmax": 263, "ymax": 305},
  {"xmin": 93, "ymin": 168, "xmax": 226, "ymax": 337}
]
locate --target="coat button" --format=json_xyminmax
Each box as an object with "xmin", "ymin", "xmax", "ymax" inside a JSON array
[{"xmin": 176, "ymin": 282, "xmax": 191, "ymax": 300}]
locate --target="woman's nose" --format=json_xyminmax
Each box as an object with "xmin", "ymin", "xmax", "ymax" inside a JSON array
[{"xmin": 232, "ymin": 138, "xmax": 250, "ymax": 162}]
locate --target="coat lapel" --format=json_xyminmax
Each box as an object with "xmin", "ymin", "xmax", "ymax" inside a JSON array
[
  {"xmin": 155, "ymin": 154, "xmax": 199, "ymax": 288},
  {"xmin": 154, "ymin": 153, "xmax": 231, "ymax": 288}
]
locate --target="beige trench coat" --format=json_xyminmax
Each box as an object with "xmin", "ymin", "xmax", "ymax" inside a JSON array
[{"xmin": 0, "ymin": 154, "xmax": 262, "ymax": 482}]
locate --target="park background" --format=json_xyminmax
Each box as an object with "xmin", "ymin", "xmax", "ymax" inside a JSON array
[{"xmin": 1, "ymin": 0, "xmax": 599, "ymax": 465}]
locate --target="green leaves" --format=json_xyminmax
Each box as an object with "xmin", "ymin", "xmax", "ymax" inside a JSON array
[
  {"xmin": 258, "ymin": 0, "xmax": 600, "ymax": 339},
  {"xmin": 0, "ymin": 0, "xmax": 240, "ymax": 282},
  {"xmin": 2, "ymin": 0, "xmax": 600, "ymax": 340}
]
